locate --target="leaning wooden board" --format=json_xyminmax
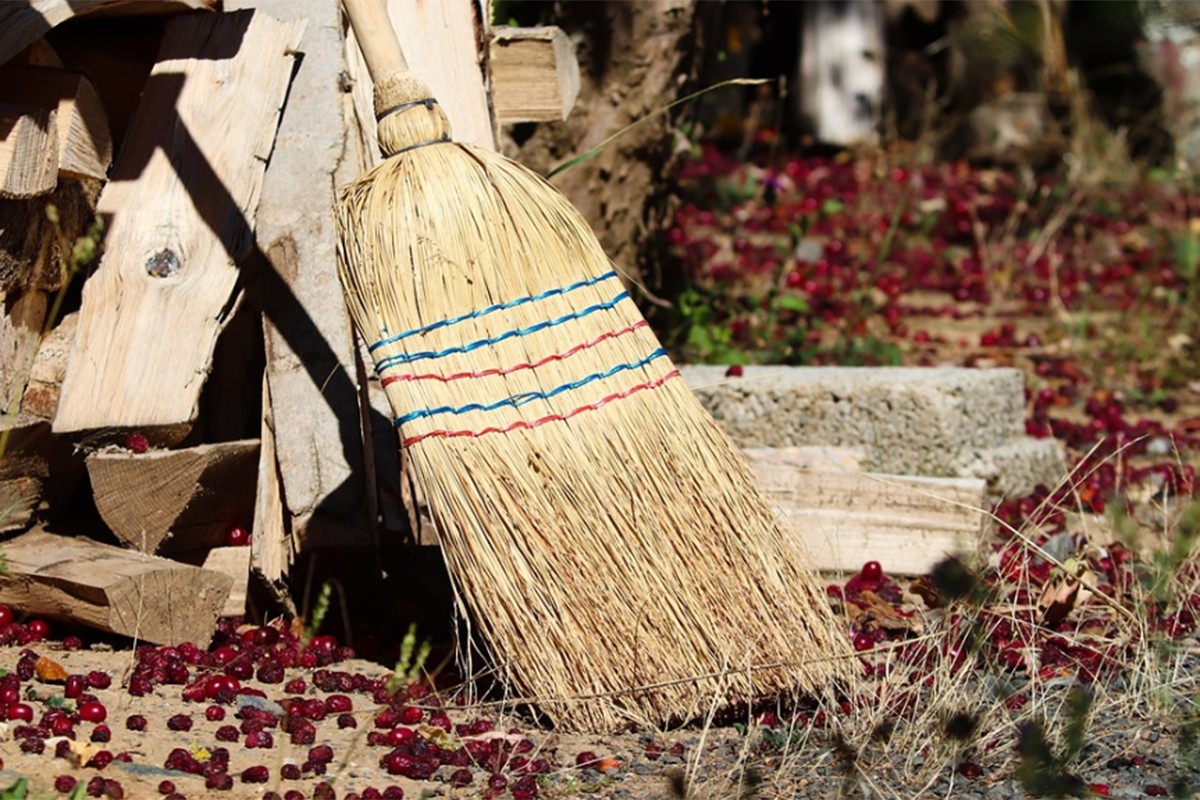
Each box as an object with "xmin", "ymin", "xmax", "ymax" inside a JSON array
[
  {"xmin": 53, "ymin": 11, "xmax": 304, "ymax": 443},
  {"xmin": 744, "ymin": 447, "xmax": 991, "ymax": 575}
]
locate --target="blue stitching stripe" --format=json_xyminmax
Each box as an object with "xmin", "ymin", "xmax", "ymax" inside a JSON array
[
  {"xmin": 374, "ymin": 290, "xmax": 629, "ymax": 371},
  {"xmin": 394, "ymin": 349, "xmax": 669, "ymax": 426},
  {"xmin": 368, "ymin": 271, "xmax": 619, "ymax": 352}
]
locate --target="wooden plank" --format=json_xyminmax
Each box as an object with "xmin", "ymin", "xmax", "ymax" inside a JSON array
[
  {"xmin": 87, "ymin": 439, "xmax": 259, "ymax": 555},
  {"xmin": 227, "ymin": 0, "xmax": 371, "ymax": 560},
  {"xmin": 0, "ymin": 528, "xmax": 232, "ymax": 645},
  {"xmin": 744, "ymin": 448, "xmax": 990, "ymax": 575},
  {"xmin": 490, "ymin": 26, "xmax": 580, "ymax": 124},
  {"xmin": 0, "ymin": 0, "xmax": 216, "ymax": 67},
  {"xmin": 386, "ymin": 0, "xmax": 495, "ymax": 149},
  {"xmin": 0, "ymin": 65, "xmax": 113, "ymax": 181},
  {"xmin": 53, "ymin": 11, "xmax": 304, "ymax": 444},
  {"xmin": 0, "ymin": 104, "xmax": 58, "ymax": 198}
]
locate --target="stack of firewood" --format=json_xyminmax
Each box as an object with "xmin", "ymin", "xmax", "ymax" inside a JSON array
[{"xmin": 0, "ymin": 0, "xmax": 580, "ymax": 646}]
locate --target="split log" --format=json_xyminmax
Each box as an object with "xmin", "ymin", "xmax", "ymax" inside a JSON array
[
  {"xmin": 0, "ymin": 289, "xmax": 49, "ymax": 414},
  {"xmin": 0, "ymin": 528, "xmax": 232, "ymax": 645},
  {"xmin": 53, "ymin": 11, "xmax": 304, "ymax": 445},
  {"xmin": 0, "ymin": 413, "xmax": 82, "ymax": 532},
  {"xmin": 87, "ymin": 440, "xmax": 259, "ymax": 555},
  {"xmin": 490, "ymin": 26, "xmax": 580, "ymax": 124},
  {"xmin": 21, "ymin": 311, "xmax": 77, "ymax": 421},
  {"xmin": 186, "ymin": 546, "xmax": 249, "ymax": 619},
  {"xmin": 745, "ymin": 447, "xmax": 990, "ymax": 575},
  {"xmin": 0, "ymin": 0, "xmax": 216, "ymax": 67},
  {"xmin": 0, "ymin": 415, "xmax": 50, "ymax": 532},
  {"xmin": 0, "ymin": 65, "xmax": 113, "ymax": 182},
  {"xmin": 0, "ymin": 104, "xmax": 58, "ymax": 198}
]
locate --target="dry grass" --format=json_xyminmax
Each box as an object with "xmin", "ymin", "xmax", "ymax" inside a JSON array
[
  {"xmin": 335, "ymin": 74, "xmax": 855, "ymax": 732},
  {"xmin": 659, "ymin": 451, "xmax": 1200, "ymax": 799}
]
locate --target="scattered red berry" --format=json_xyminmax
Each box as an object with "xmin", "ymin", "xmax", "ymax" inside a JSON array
[
  {"xmin": 242, "ymin": 765, "xmax": 271, "ymax": 783},
  {"xmin": 78, "ymin": 700, "xmax": 107, "ymax": 723},
  {"xmin": 124, "ymin": 433, "xmax": 150, "ymax": 453},
  {"xmin": 166, "ymin": 713, "xmax": 193, "ymax": 731},
  {"xmin": 859, "ymin": 560, "xmax": 884, "ymax": 583},
  {"xmin": 226, "ymin": 525, "xmax": 251, "ymax": 547}
]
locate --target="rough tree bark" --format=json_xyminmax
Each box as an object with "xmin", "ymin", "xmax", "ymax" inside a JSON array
[{"xmin": 502, "ymin": 0, "xmax": 699, "ymax": 292}]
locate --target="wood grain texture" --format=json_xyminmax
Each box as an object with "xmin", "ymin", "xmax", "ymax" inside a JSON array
[
  {"xmin": 386, "ymin": 0, "xmax": 495, "ymax": 149},
  {"xmin": 0, "ymin": 104, "xmax": 58, "ymax": 198},
  {"xmin": 490, "ymin": 26, "xmax": 580, "ymax": 123},
  {"xmin": 0, "ymin": 528, "xmax": 232, "ymax": 645},
  {"xmin": 199, "ymin": 545, "xmax": 250, "ymax": 618},
  {"xmin": 745, "ymin": 447, "xmax": 990, "ymax": 575},
  {"xmin": 87, "ymin": 439, "xmax": 259, "ymax": 555},
  {"xmin": 0, "ymin": 65, "xmax": 113, "ymax": 181},
  {"xmin": 53, "ymin": 11, "xmax": 304, "ymax": 443},
  {"xmin": 0, "ymin": 289, "xmax": 48, "ymax": 414},
  {"xmin": 20, "ymin": 311, "xmax": 76, "ymax": 421}
]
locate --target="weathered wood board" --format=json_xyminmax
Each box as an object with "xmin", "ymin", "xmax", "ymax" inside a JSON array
[
  {"xmin": 0, "ymin": 528, "xmax": 232, "ymax": 645},
  {"xmin": 87, "ymin": 439, "xmax": 259, "ymax": 555},
  {"xmin": 745, "ymin": 447, "xmax": 990, "ymax": 575},
  {"xmin": 386, "ymin": 0, "xmax": 495, "ymax": 149},
  {"xmin": 53, "ymin": 11, "xmax": 304, "ymax": 444},
  {"xmin": 225, "ymin": 0, "xmax": 372, "ymax": 570}
]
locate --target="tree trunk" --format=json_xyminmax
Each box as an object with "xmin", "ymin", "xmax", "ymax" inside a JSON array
[{"xmin": 501, "ymin": 0, "xmax": 699, "ymax": 292}]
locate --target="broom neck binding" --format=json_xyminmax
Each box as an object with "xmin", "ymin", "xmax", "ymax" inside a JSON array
[{"xmin": 374, "ymin": 73, "xmax": 453, "ymax": 157}]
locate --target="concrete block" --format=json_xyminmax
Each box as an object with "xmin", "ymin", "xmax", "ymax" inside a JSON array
[{"xmin": 682, "ymin": 366, "xmax": 1064, "ymax": 495}]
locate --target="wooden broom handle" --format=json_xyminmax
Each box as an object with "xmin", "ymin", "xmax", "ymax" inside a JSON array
[{"xmin": 343, "ymin": 0, "xmax": 408, "ymax": 82}]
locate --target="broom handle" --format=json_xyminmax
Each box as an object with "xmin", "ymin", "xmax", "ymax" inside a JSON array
[{"xmin": 343, "ymin": 0, "xmax": 409, "ymax": 82}]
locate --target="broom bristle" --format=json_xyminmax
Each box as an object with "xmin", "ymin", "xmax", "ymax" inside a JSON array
[{"xmin": 336, "ymin": 80, "xmax": 855, "ymax": 732}]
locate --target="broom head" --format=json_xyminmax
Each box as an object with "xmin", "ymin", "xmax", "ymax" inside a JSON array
[{"xmin": 336, "ymin": 69, "xmax": 855, "ymax": 731}]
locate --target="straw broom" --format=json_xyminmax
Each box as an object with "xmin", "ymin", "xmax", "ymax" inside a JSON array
[{"xmin": 336, "ymin": 0, "xmax": 854, "ymax": 731}]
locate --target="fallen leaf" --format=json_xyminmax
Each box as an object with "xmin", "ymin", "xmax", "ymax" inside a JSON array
[
  {"xmin": 1037, "ymin": 559, "xmax": 1097, "ymax": 627},
  {"xmin": 34, "ymin": 656, "xmax": 68, "ymax": 683},
  {"xmin": 48, "ymin": 736, "xmax": 102, "ymax": 768},
  {"xmin": 419, "ymin": 725, "xmax": 459, "ymax": 750},
  {"xmin": 596, "ymin": 756, "xmax": 621, "ymax": 773}
]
